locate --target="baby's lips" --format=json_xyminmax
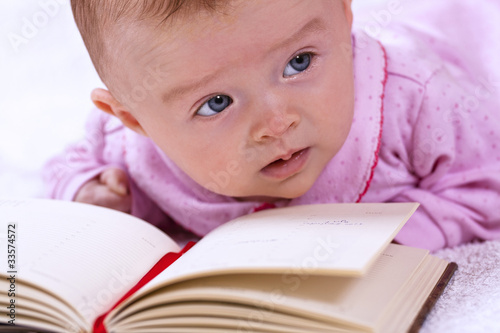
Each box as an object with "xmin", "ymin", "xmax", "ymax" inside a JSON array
[{"xmin": 260, "ymin": 147, "xmax": 310, "ymax": 180}]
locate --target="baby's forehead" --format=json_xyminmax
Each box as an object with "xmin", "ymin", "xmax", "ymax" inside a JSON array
[
  {"xmin": 107, "ymin": 0, "xmax": 229, "ymax": 28},
  {"xmin": 106, "ymin": 1, "xmax": 238, "ymax": 58},
  {"xmin": 95, "ymin": 2, "xmax": 229, "ymax": 65},
  {"xmin": 106, "ymin": 0, "xmax": 347, "ymax": 102}
]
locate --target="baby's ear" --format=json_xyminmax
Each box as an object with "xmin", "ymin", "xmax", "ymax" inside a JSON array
[
  {"xmin": 342, "ymin": 0, "xmax": 353, "ymax": 28},
  {"xmin": 91, "ymin": 88, "xmax": 147, "ymax": 136}
]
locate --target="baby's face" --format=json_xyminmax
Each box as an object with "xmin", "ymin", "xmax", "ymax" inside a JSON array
[{"xmin": 118, "ymin": 0, "xmax": 354, "ymax": 200}]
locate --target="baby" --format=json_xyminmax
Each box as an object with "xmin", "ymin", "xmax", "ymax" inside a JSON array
[{"xmin": 45, "ymin": 0, "xmax": 500, "ymax": 250}]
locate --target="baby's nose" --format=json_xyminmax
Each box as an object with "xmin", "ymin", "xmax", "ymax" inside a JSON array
[{"xmin": 251, "ymin": 107, "xmax": 300, "ymax": 142}]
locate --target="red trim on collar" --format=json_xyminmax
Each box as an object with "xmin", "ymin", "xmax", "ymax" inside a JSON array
[
  {"xmin": 356, "ymin": 41, "xmax": 387, "ymax": 203},
  {"xmin": 253, "ymin": 202, "xmax": 276, "ymax": 212}
]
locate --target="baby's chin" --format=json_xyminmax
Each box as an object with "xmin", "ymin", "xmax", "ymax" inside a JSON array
[
  {"xmin": 200, "ymin": 167, "xmax": 320, "ymax": 203},
  {"xmin": 231, "ymin": 185, "xmax": 313, "ymax": 203},
  {"xmin": 234, "ymin": 195, "xmax": 288, "ymax": 203}
]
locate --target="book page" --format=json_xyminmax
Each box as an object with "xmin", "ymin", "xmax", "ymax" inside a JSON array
[
  {"xmin": 109, "ymin": 244, "xmax": 438, "ymax": 332},
  {"xmin": 128, "ymin": 202, "xmax": 419, "ymax": 304},
  {"xmin": 0, "ymin": 198, "xmax": 180, "ymax": 327}
]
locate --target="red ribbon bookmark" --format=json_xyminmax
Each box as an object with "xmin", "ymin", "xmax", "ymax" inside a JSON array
[{"xmin": 93, "ymin": 241, "xmax": 196, "ymax": 333}]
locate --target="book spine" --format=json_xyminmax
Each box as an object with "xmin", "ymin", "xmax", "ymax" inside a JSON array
[{"xmin": 407, "ymin": 262, "xmax": 458, "ymax": 333}]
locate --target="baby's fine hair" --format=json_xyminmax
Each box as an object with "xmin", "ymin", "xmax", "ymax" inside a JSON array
[{"xmin": 71, "ymin": 0, "xmax": 221, "ymax": 89}]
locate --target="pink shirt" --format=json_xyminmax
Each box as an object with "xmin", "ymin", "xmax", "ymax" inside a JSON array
[{"xmin": 44, "ymin": 1, "xmax": 500, "ymax": 250}]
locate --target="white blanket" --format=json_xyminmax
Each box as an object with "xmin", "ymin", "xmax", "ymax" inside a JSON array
[
  {"xmin": 423, "ymin": 240, "xmax": 500, "ymax": 332},
  {"xmin": 1, "ymin": 1, "xmax": 499, "ymax": 332}
]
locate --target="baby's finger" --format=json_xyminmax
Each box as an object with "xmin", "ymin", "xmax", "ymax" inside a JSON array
[
  {"xmin": 97, "ymin": 188, "xmax": 132, "ymax": 213},
  {"xmin": 100, "ymin": 168, "xmax": 129, "ymax": 196},
  {"xmin": 75, "ymin": 179, "xmax": 131, "ymax": 213}
]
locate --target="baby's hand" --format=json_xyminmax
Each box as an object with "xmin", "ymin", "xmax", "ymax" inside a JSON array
[{"xmin": 75, "ymin": 168, "xmax": 132, "ymax": 213}]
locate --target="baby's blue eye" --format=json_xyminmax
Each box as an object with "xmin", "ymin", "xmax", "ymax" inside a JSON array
[
  {"xmin": 197, "ymin": 95, "xmax": 232, "ymax": 116},
  {"xmin": 283, "ymin": 53, "xmax": 311, "ymax": 77}
]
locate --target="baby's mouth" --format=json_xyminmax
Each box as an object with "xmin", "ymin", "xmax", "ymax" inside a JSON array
[{"xmin": 260, "ymin": 148, "xmax": 310, "ymax": 180}]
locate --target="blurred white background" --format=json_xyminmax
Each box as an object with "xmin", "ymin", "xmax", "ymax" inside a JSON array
[
  {"xmin": 1, "ymin": 1, "xmax": 104, "ymax": 197},
  {"xmin": 0, "ymin": 0, "xmax": 392, "ymax": 198}
]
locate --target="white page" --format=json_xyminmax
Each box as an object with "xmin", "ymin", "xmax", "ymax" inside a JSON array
[
  {"xmin": 0, "ymin": 198, "xmax": 180, "ymax": 326},
  {"xmin": 110, "ymin": 244, "xmax": 431, "ymax": 331},
  {"xmin": 127, "ymin": 202, "xmax": 419, "ymax": 304}
]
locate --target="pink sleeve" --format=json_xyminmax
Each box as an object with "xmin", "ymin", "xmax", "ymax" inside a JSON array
[
  {"xmin": 390, "ymin": 69, "xmax": 500, "ymax": 250},
  {"xmin": 42, "ymin": 109, "xmax": 169, "ymax": 229},
  {"xmin": 43, "ymin": 109, "xmax": 122, "ymax": 201}
]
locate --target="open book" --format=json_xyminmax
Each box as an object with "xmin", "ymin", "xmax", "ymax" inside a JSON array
[{"xmin": 0, "ymin": 198, "xmax": 456, "ymax": 333}]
